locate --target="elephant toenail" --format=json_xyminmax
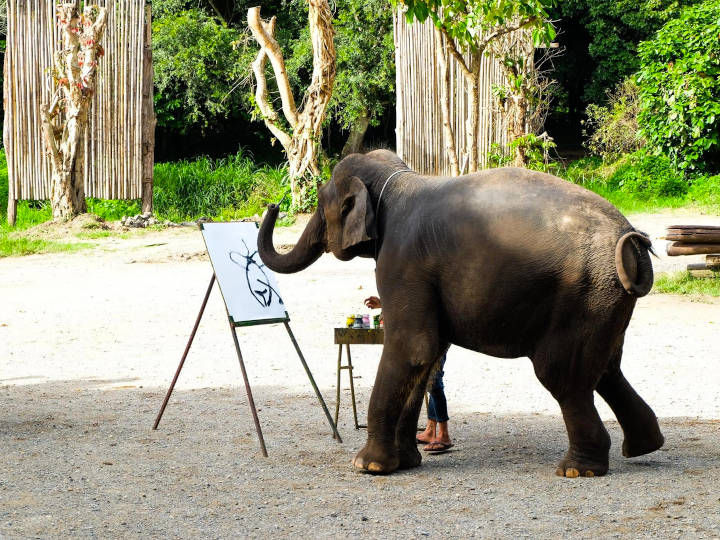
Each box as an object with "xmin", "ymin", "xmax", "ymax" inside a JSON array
[
  {"xmin": 584, "ymin": 470, "xmax": 594, "ymax": 477},
  {"xmin": 367, "ymin": 462, "xmax": 383, "ymax": 472},
  {"xmin": 565, "ymin": 468, "xmax": 580, "ymax": 478},
  {"xmin": 555, "ymin": 467, "xmax": 565, "ymax": 477}
]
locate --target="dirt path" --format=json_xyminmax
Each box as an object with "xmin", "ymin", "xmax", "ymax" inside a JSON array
[{"xmin": 1, "ymin": 211, "xmax": 719, "ymax": 538}]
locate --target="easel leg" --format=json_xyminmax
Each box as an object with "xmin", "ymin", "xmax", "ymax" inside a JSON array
[
  {"xmin": 345, "ymin": 344, "xmax": 363, "ymax": 430},
  {"xmin": 284, "ymin": 322, "xmax": 343, "ymax": 443},
  {"xmin": 153, "ymin": 274, "xmax": 215, "ymax": 430},
  {"xmin": 229, "ymin": 323, "xmax": 268, "ymax": 457},
  {"xmin": 334, "ymin": 344, "xmax": 342, "ymax": 428}
]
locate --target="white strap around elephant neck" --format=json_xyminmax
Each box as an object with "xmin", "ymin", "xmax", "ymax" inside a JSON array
[
  {"xmin": 375, "ymin": 168, "xmax": 412, "ymax": 261},
  {"xmin": 376, "ymin": 169, "xmax": 412, "ymax": 215}
]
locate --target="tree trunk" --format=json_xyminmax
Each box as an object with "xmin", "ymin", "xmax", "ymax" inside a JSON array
[
  {"xmin": 507, "ymin": 94, "xmax": 530, "ymax": 167},
  {"xmin": 141, "ymin": 5, "xmax": 155, "ymax": 214},
  {"xmin": 434, "ymin": 28, "xmax": 460, "ymax": 176},
  {"xmin": 248, "ymin": 2, "xmax": 335, "ymax": 211},
  {"xmin": 466, "ymin": 68, "xmax": 481, "ymax": 173},
  {"xmin": 42, "ymin": 4, "xmax": 107, "ymax": 221},
  {"xmin": 341, "ymin": 110, "xmax": 370, "ymax": 158}
]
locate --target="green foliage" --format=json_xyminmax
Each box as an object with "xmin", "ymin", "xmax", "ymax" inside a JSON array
[
  {"xmin": 607, "ymin": 151, "xmax": 688, "ymax": 198},
  {"xmin": 687, "ymin": 174, "xmax": 720, "ymax": 207},
  {"xmin": 549, "ymin": 153, "xmax": 720, "ymax": 214},
  {"xmin": 552, "ymin": 0, "xmax": 702, "ymax": 105},
  {"xmin": 152, "ymin": 7, "xmax": 246, "ymax": 131},
  {"xmin": 394, "ymin": 0, "xmax": 556, "ymax": 52},
  {"xmin": 153, "ymin": 152, "xmax": 290, "ymax": 221},
  {"xmin": 654, "ymin": 271, "xmax": 720, "ymax": 297},
  {"xmin": 280, "ymin": 0, "xmax": 395, "ymax": 135},
  {"xmin": 331, "ymin": 0, "xmax": 395, "ymax": 130},
  {"xmin": 637, "ymin": 0, "xmax": 720, "ymax": 171},
  {"xmin": 584, "ymin": 78, "xmax": 645, "ymax": 161},
  {"xmin": 86, "ymin": 199, "xmax": 142, "ymax": 220}
]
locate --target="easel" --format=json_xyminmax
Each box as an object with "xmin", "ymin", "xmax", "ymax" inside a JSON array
[{"xmin": 153, "ymin": 272, "xmax": 342, "ymax": 456}]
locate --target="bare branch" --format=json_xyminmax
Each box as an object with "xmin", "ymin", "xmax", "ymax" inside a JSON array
[
  {"xmin": 439, "ymin": 26, "xmax": 471, "ymax": 77},
  {"xmin": 250, "ymin": 48, "xmax": 292, "ymax": 149},
  {"xmin": 247, "ymin": 7, "xmax": 298, "ymax": 128},
  {"xmin": 479, "ymin": 17, "xmax": 539, "ymax": 51}
]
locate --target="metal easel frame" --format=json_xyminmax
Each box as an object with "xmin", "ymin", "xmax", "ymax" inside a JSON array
[{"xmin": 152, "ymin": 274, "xmax": 342, "ymax": 456}]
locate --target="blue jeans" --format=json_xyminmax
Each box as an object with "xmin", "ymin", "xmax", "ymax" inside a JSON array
[{"xmin": 427, "ymin": 354, "xmax": 448, "ymax": 423}]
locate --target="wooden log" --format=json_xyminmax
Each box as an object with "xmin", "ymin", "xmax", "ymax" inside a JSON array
[
  {"xmin": 707, "ymin": 255, "xmax": 720, "ymax": 268},
  {"xmin": 665, "ymin": 227, "xmax": 720, "ymax": 243},
  {"xmin": 687, "ymin": 267, "xmax": 720, "ymax": 279},
  {"xmin": 667, "ymin": 242, "xmax": 720, "ymax": 256},
  {"xmin": 667, "ymin": 224, "xmax": 720, "ymax": 230},
  {"xmin": 141, "ymin": 4, "xmax": 155, "ymax": 214}
]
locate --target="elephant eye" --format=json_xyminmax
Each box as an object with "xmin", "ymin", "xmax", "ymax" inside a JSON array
[{"xmin": 341, "ymin": 198, "xmax": 354, "ymax": 217}]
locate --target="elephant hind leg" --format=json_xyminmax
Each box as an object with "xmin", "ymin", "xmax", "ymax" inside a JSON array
[
  {"xmin": 596, "ymin": 354, "xmax": 664, "ymax": 458},
  {"xmin": 545, "ymin": 391, "xmax": 610, "ymax": 478},
  {"xmin": 532, "ymin": 340, "xmax": 612, "ymax": 478}
]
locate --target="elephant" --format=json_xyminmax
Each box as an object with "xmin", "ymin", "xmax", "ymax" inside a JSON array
[{"xmin": 258, "ymin": 149, "xmax": 664, "ymax": 477}]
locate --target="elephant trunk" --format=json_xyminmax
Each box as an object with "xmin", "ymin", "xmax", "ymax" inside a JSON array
[{"xmin": 258, "ymin": 204, "xmax": 325, "ymax": 274}]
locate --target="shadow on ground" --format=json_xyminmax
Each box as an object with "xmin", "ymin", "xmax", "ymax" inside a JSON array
[{"xmin": 2, "ymin": 380, "xmax": 719, "ymax": 538}]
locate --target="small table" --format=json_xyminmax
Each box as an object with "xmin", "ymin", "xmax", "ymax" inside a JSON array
[{"xmin": 333, "ymin": 328, "xmax": 384, "ymax": 429}]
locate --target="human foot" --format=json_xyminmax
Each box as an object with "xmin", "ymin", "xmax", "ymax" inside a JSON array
[{"xmin": 416, "ymin": 423, "xmax": 436, "ymax": 444}]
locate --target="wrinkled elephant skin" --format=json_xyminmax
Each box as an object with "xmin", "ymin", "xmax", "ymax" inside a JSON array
[{"xmin": 258, "ymin": 150, "xmax": 664, "ymax": 477}]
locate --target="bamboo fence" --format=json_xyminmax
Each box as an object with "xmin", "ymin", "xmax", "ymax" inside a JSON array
[
  {"xmin": 394, "ymin": 14, "xmax": 509, "ymax": 175},
  {"xmin": 3, "ymin": 0, "xmax": 152, "ymax": 210}
]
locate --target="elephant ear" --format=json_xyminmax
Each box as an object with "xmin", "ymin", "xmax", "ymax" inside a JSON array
[{"xmin": 341, "ymin": 176, "xmax": 376, "ymax": 250}]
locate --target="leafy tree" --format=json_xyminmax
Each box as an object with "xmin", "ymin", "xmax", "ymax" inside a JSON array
[
  {"xmin": 394, "ymin": 0, "xmax": 556, "ymax": 173},
  {"xmin": 637, "ymin": 0, "xmax": 720, "ymax": 171},
  {"xmin": 546, "ymin": 0, "xmax": 702, "ymax": 147},
  {"xmin": 584, "ymin": 77, "xmax": 644, "ymax": 161},
  {"xmin": 152, "ymin": 7, "xmax": 246, "ymax": 132},
  {"xmin": 285, "ymin": 0, "xmax": 395, "ymax": 156}
]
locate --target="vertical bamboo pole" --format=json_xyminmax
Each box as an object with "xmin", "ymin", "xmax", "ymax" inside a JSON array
[{"xmin": 141, "ymin": 2, "xmax": 155, "ymax": 213}]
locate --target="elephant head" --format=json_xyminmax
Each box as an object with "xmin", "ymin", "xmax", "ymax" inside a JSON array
[{"xmin": 258, "ymin": 158, "xmax": 379, "ymax": 273}]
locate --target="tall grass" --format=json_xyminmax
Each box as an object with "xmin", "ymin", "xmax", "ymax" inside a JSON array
[
  {"xmin": 153, "ymin": 153, "xmax": 290, "ymax": 222},
  {"xmin": 550, "ymin": 156, "xmax": 720, "ymax": 215}
]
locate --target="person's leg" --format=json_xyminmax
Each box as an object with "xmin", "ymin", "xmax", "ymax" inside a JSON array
[
  {"xmin": 416, "ymin": 399, "xmax": 436, "ymax": 444},
  {"xmin": 424, "ymin": 356, "xmax": 452, "ymax": 451}
]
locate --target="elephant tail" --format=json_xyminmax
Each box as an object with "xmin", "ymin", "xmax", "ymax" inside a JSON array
[{"xmin": 615, "ymin": 230, "xmax": 655, "ymax": 297}]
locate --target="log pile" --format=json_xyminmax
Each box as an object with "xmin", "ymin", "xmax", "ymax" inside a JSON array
[{"xmin": 665, "ymin": 225, "xmax": 720, "ymax": 273}]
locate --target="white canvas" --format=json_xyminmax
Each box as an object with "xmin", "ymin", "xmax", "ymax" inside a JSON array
[{"xmin": 201, "ymin": 222, "xmax": 289, "ymax": 325}]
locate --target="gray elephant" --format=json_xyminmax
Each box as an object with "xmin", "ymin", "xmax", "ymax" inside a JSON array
[{"xmin": 258, "ymin": 149, "xmax": 663, "ymax": 477}]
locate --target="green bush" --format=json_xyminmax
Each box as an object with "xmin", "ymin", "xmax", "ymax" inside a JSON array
[
  {"xmin": 584, "ymin": 78, "xmax": 644, "ymax": 161},
  {"xmin": 637, "ymin": 0, "xmax": 720, "ymax": 171},
  {"xmin": 687, "ymin": 174, "xmax": 720, "ymax": 207},
  {"xmin": 607, "ymin": 151, "xmax": 688, "ymax": 198},
  {"xmin": 153, "ymin": 152, "xmax": 290, "ymax": 222}
]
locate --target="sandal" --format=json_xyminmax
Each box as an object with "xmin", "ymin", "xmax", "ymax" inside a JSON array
[{"xmin": 423, "ymin": 441, "xmax": 454, "ymax": 452}]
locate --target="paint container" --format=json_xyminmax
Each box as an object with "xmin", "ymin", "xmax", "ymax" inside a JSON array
[
  {"xmin": 346, "ymin": 315, "xmax": 355, "ymax": 328},
  {"xmin": 373, "ymin": 315, "xmax": 380, "ymax": 329},
  {"xmin": 362, "ymin": 314, "xmax": 371, "ymax": 328},
  {"xmin": 353, "ymin": 316, "xmax": 363, "ymax": 329}
]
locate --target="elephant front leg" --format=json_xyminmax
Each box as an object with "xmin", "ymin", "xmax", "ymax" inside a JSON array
[{"xmin": 353, "ymin": 336, "xmax": 439, "ymax": 474}]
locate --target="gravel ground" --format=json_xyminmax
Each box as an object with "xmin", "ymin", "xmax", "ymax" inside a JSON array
[{"xmin": 1, "ymin": 210, "xmax": 719, "ymax": 538}]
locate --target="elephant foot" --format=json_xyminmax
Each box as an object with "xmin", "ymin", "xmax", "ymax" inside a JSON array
[
  {"xmin": 622, "ymin": 429, "xmax": 664, "ymax": 458},
  {"xmin": 353, "ymin": 442, "xmax": 399, "ymax": 475},
  {"xmin": 397, "ymin": 444, "xmax": 422, "ymax": 470},
  {"xmin": 555, "ymin": 451, "xmax": 608, "ymax": 478}
]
